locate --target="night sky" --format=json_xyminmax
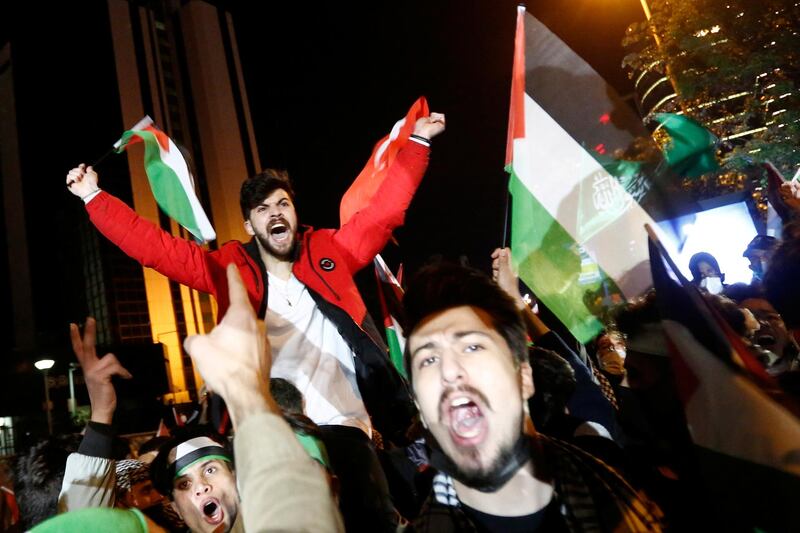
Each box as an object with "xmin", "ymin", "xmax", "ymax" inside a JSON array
[{"xmin": 0, "ymin": 0, "xmax": 644, "ymax": 416}]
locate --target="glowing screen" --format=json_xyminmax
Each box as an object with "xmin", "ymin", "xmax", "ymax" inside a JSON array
[{"xmin": 658, "ymin": 201, "xmax": 758, "ymax": 285}]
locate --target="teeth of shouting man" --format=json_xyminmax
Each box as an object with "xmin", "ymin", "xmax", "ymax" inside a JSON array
[{"xmin": 451, "ymin": 397, "xmax": 472, "ymax": 408}]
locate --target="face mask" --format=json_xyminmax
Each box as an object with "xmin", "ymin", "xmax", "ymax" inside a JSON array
[
  {"xmin": 758, "ymin": 259, "xmax": 768, "ymax": 279},
  {"xmin": 700, "ymin": 276, "xmax": 724, "ymax": 295},
  {"xmin": 750, "ymin": 259, "xmax": 765, "ymax": 281}
]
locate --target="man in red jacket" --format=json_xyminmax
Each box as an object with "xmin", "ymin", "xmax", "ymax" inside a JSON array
[{"xmin": 66, "ymin": 113, "xmax": 444, "ymax": 446}]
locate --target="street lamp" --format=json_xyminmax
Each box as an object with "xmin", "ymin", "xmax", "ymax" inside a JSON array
[
  {"xmin": 34, "ymin": 359, "xmax": 55, "ymax": 435},
  {"xmin": 68, "ymin": 362, "xmax": 79, "ymax": 418}
]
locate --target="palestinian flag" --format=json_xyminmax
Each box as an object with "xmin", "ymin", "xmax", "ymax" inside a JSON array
[
  {"xmin": 340, "ymin": 97, "xmax": 429, "ymax": 225},
  {"xmin": 506, "ymin": 7, "xmax": 660, "ymax": 343},
  {"xmin": 115, "ymin": 116, "xmax": 216, "ymax": 243},
  {"xmin": 374, "ymin": 255, "xmax": 407, "ymax": 379},
  {"xmin": 648, "ymin": 229, "xmax": 800, "ymax": 531}
]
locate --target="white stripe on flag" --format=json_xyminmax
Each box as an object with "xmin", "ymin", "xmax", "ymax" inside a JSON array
[
  {"xmin": 390, "ymin": 315, "xmax": 406, "ymax": 353},
  {"xmin": 159, "ymin": 138, "xmax": 216, "ymax": 242},
  {"xmin": 513, "ymin": 94, "xmax": 657, "ymax": 297},
  {"xmin": 114, "ymin": 116, "xmax": 154, "ymax": 149}
]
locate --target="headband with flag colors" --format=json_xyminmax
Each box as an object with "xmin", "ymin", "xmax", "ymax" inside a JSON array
[
  {"xmin": 115, "ymin": 118, "xmax": 216, "ymax": 243},
  {"xmin": 339, "ymin": 97, "xmax": 429, "ymax": 225},
  {"xmin": 294, "ymin": 432, "xmax": 331, "ymax": 469},
  {"xmin": 167, "ymin": 436, "xmax": 232, "ymax": 480}
]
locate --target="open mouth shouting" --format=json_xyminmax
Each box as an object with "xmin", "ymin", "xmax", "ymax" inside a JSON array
[
  {"xmin": 756, "ymin": 333, "xmax": 776, "ymax": 348},
  {"xmin": 268, "ymin": 218, "xmax": 292, "ymax": 243},
  {"xmin": 201, "ymin": 498, "xmax": 225, "ymax": 526},
  {"xmin": 264, "ymin": 217, "xmax": 294, "ymax": 253},
  {"xmin": 443, "ymin": 392, "xmax": 489, "ymax": 447}
]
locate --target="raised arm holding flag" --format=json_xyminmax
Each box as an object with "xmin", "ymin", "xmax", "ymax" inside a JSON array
[
  {"xmin": 65, "ymin": 110, "xmax": 444, "ymax": 451},
  {"xmin": 67, "ymin": 117, "xmax": 215, "ymax": 243}
]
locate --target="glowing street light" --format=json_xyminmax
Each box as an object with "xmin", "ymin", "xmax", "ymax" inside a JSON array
[
  {"xmin": 34, "ymin": 359, "xmax": 55, "ymax": 435},
  {"xmin": 34, "ymin": 359, "xmax": 55, "ymax": 371},
  {"xmin": 68, "ymin": 363, "xmax": 79, "ymax": 418}
]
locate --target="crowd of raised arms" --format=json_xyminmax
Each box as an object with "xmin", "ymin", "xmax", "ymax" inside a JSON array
[{"xmin": 4, "ymin": 111, "xmax": 800, "ymax": 533}]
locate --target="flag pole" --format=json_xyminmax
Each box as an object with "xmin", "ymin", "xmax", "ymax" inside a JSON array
[
  {"xmin": 89, "ymin": 115, "xmax": 155, "ymax": 168},
  {"xmin": 90, "ymin": 147, "xmax": 115, "ymax": 168},
  {"xmin": 503, "ymin": 4, "xmax": 526, "ymax": 249},
  {"xmin": 501, "ymin": 186, "xmax": 511, "ymax": 248}
]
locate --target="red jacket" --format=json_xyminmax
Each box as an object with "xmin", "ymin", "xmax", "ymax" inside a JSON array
[{"xmin": 85, "ymin": 141, "xmax": 431, "ymax": 441}]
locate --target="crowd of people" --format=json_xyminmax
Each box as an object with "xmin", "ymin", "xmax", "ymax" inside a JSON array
[
  {"xmin": 688, "ymin": 232, "xmax": 800, "ymax": 383},
  {"xmin": 3, "ymin": 110, "xmax": 800, "ymax": 532}
]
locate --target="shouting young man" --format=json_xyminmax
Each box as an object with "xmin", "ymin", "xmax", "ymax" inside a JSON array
[
  {"xmin": 66, "ymin": 113, "xmax": 444, "ymax": 444},
  {"xmin": 402, "ymin": 263, "xmax": 663, "ymax": 532}
]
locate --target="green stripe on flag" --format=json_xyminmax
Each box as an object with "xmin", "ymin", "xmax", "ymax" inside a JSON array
[
  {"xmin": 509, "ymin": 166, "xmax": 622, "ymax": 344},
  {"xmin": 385, "ymin": 327, "xmax": 407, "ymax": 379},
  {"xmin": 505, "ymin": 9, "xmax": 657, "ymax": 345},
  {"xmin": 118, "ymin": 129, "xmax": 203, "ymax": 240}
]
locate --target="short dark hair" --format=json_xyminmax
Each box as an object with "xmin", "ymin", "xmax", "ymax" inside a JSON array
[
  {"xmin": 150, "ymin": 426, "xmax": 232, "ymax": 498},
  {"xmin": 270, "ymin": 378, "xmax": 305, "ymax": 415},
  {"xmin": 612, "ymin": 289, "xmax": 660, "ymax": 338},
  {"xmin": 743, "ymin": 235, "xmax": 778, "ymax": 258},
  {"xmin": 528, "ymin": 347, "xmax": 577, "ymax": 429},
  {"xmin": 14, "ymin": 434, "xmax": 81, "ymax": 529},
  {"xmin": 402, "ymin": 262, "xmax": 528, "ymax": 379},
  {"xmin": 764, "ymin": 238, "xmax": 800, "ymax": 328},
  {"xmin": 137, "ymin": 435, "xmax": 170, "ymax": 457},
  {"xmin": 722, "ymin": 282, "xmax": 764, "ymax": 304},
  {"xmin": 239, "ymin": 169, "xmax": 296, "ymax": 219}
]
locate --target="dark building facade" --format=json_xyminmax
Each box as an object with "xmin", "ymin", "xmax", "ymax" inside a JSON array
[{"xmin": 1, "ymin": 0, "xmax": 261, "ymax": 442}]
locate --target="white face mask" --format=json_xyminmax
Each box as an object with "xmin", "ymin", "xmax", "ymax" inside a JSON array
[{"xmin": 700, "ymin": 276, "xmax": 724, "ymax": 294}]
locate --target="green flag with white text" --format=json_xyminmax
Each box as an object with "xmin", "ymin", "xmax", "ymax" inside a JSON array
[{"xmin": 655, "ymin": 113, "xmax": 719, "ymax": 178}]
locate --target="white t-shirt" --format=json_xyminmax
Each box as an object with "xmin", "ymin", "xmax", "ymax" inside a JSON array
[{"xmin": 266, "ymin": 272, "xmax": 372, "ymax": 436}]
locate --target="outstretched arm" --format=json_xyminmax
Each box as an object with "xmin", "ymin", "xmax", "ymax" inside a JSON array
[
  {"xmin": 183, "ymin": 265, "xmax": 274, "ymax": 429},
  {"xmin": 66, "ymin": 163, "xmax": 220, "ymax": 297},
  {"xmin": 70, "ymin": 317, "xmax": 132, "ymax": 425},
  {"xmin": 66, "ymin": 164, "xmax": 102, "ymax": 202},
  {"xmin": 333, "ymin": 114, "xmax": 445, "ymax": 272},
  {"xmin": 492, "ymin": 247, "xmax": 550, "ymax": 339},
  {"xmin": 765, "ymin": 162, "xmax": 800, "ymax": 224},
  {"xmin": 413, "ymin": 113, "xmax": 447, "ymax": 140},
  {"xmin": 492, "ymin": 247, "xmax": 617, "ymax": 431},
  {"xmin": 59, "ymin": 318, "xmax": 132, "ymax": 513},
  {"xmin": 184, "ymin": 265, "xmax": 344, "ymax": 532}
]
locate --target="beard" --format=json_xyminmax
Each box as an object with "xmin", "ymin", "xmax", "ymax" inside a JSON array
[
  {"xmin": 441, "ymin": 438, "xmax": 518, "ymax": 487},
  {"xmin": 255, "ymin": 229, "xmax": 297, "ymax": 261},
  {"xmin": 427, "ymin": 409, "xmax": 529, "ymax": 492}
]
